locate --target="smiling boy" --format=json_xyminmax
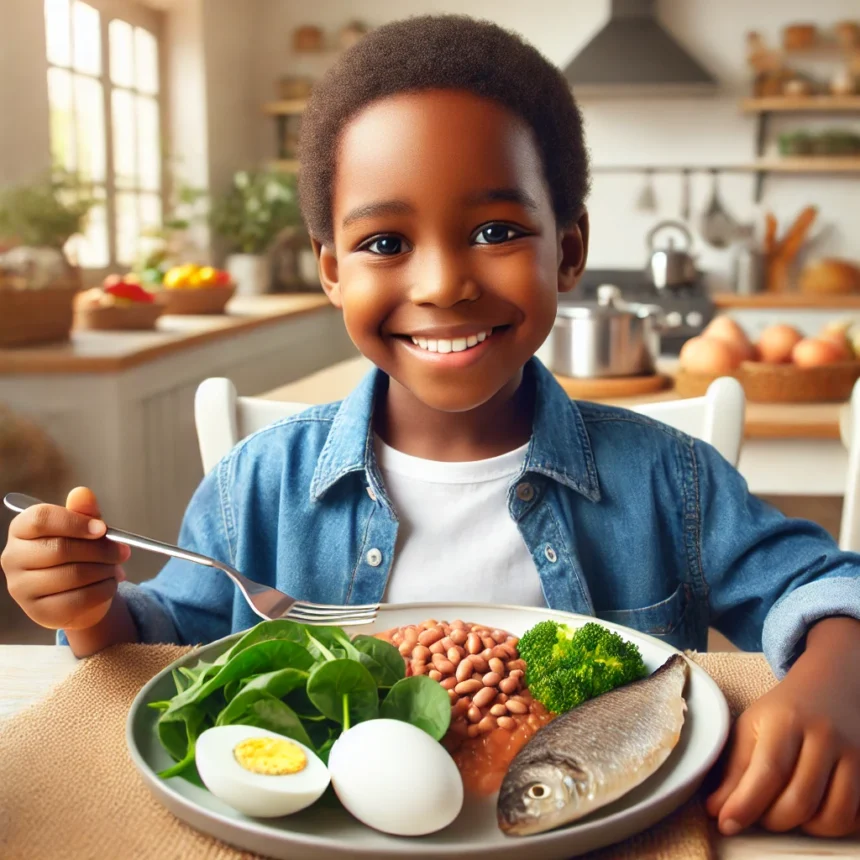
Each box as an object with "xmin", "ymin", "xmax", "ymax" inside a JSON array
[{"xmin": 3, "ymin": 14, "xmax": 860, "ymax": 840}]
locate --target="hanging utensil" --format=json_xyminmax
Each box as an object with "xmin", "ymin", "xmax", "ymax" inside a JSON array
[
  {"xmin": 646, "ymin": 220, "xmax": 697, "ymax": 290},
  {"xmin": 679, "ymin": 169, "xmax": 691, "ymax": 222},
  {"xmin": 700, "ymin": 169, "xmax": 741, "ymax": 249},
  {"xmin": 636, "ymin": 169, "xmax": 657, "ymax": 212}
]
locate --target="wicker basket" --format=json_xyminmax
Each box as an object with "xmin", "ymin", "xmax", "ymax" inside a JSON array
[
  {"xmin": 74, "ymin": 302, "xmax": 163, "ymax": 331},
  {"xmin": 156, "ymin": 285, "xmax": 235, "ymax": 315},
  {"xmin": 674, "ymin": 368, "xmax": 737, "ymax": 399},
  {"xmin": 0, "ymin": 286, "xmax": 77, "ymax": 347},
  {"xmin": 741, "ymin": 360, "xmax": 860, "ymax": 403}
]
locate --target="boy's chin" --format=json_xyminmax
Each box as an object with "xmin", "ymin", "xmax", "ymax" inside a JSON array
[{"xmin": 392, "ymin": 376, "xmax": 516, "ymax": 414}]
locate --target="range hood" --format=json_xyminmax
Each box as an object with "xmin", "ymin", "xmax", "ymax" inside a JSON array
[{"xmin": 564, "ymin": 0, "xmax": 717, "ymax": 97}]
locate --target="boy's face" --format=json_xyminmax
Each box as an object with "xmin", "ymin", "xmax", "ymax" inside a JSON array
[{"xmin": 316, "ymin": 89, "xmax": 588, "ymax": 413}]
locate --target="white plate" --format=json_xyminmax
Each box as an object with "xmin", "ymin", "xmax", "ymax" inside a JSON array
[{"xmin": 127, "ymin": 603, "xmax": 730, "ymax": 860}]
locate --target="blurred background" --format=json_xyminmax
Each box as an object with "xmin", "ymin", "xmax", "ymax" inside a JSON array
[{"xmin": 1, "ymin": 0, "xmax": 859, "ymax": 644}]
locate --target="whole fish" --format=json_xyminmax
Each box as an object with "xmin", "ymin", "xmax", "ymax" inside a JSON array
[{"xmin": 497, "ymin": 653, "xmax": 688, "ymax": 836}]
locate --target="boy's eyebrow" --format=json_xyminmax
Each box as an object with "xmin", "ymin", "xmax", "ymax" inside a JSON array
[
  {"xmin": 342, "ymin": 200, "xmax": 414, "ymax": 228},
  {"xmin": 464, "ymin": 187, "xmax": 539, "ymax": 211}
]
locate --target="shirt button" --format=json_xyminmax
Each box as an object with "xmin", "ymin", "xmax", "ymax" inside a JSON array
[
  {"xmin": 516, "ymin": 482, "xmax": 535, "ymax": 502},
  {"xmin": 366, "ymin": 548, "xmax": 383, "ymax": 567},
  {"xmin": 545, "ymin": 545, "xmax": 558, "ymax": 563}
]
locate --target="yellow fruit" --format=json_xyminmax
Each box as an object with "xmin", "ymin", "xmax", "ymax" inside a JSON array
[
  {"xmin": 163, "ymin": 263, "xmax": 198, "ymax": 289},
  {"xmin": 197, "ymin": 266, "xmax": 218, "ymax": 287}
]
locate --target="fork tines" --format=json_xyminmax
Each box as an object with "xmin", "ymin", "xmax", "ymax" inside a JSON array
[{"xmin": 286, "ymin": 601, "xmax": 379, "ymax": 627}]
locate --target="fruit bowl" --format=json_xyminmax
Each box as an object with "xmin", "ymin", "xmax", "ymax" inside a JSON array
[
  {"xmin": 157, "ymin": 284, "xmax": 236, "ymax": 315},
  {"xmin": 74, "ymin": 302, "xmax": 163, "ymax": 331},
  {"xmin": 741, "ymin": 360, "xmax": 860, "ymax": 404}
]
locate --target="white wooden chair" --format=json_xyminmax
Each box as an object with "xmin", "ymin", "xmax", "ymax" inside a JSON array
[
  {"xmin": 195, "ymin": 374, "xmax": 746, "ymax": 476},
  {"xmin": 838, "ymin": 379, "xmax": 860, "ymax": 551}
]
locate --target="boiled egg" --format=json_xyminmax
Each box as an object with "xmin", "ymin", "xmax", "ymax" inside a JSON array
[
  {"xmin": 195, "ymin": 725, "xmax": 330, "ymax": 818},
  {"xmin": 328, "ymin": 719, "xmax": 463, "ymax": 836}
]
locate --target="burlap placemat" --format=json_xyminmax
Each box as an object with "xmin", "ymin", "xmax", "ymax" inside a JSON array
[{"xmin": 0, "ymin": 646, "xmax": 777, "ymax": 860}]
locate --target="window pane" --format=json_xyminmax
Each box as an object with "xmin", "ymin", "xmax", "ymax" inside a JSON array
[
  {"xmin": 74, "ymin": 75, "xmax": 105, "ymax": 182},
  {"xmin": 116, "ymin": 192, "xmax": 139, "ymax": 265},
  {"xmin": 109, "ymin": 19, "xmax": 134, "ymax": 87},
  {"xmin": 72, "ymin": 2, "xmax": 101, "ymax": 76},
  {"xmin": 47, "ymin": 67, "xmax": 75, "ymax": 172},
  {"xmin": 135, "ymin": 27, "xmax": 159, "ymax": 94},
  {"xmin": 140, "ymin": 192, "xmax": 162, "ymax": 233},
  {"xmin": 112, "ymin": 88, "xmax": 136, "ymax": 189},
  {"xmin": 45, "ymin": 0, "xmax": 71, "ymax": 67},
  {"xmin": 68, "ymin": 188, "xmax": 108, "ymax": 268},
  {"xmin": 136, "ymin": 95, "xmax": 161, "ymax": 191}
]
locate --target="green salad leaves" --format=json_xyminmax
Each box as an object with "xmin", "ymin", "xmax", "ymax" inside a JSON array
[{"xmin": 149, "ymin": 620, "xmax": 451, "ymax": 779}]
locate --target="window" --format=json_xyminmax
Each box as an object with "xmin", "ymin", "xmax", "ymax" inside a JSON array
[{"xmin": 45, "ymin": 0, "xmax": 165, "ymax": 271}]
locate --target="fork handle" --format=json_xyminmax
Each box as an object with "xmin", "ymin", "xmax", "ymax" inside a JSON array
[{"xmin": 4, "ymin": 493, "xmax": 219, "ymax": 570}]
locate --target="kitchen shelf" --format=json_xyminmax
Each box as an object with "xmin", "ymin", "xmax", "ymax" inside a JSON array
[
  {"xmin": 741, "ymin": 96, "xmax": 860, "ymax": 113},
  {"xmin": 270, "ymin": 159, "xmax": 300, "ymax": 173},
  {"xmin": 753, "ymin": 156, "xmax": 860, "ymax": 173},
  {"xmin": 262, "ymin": 99, "xmax": 308, "ymax": 116},
  {"xmin": 713, "ymin": 292, "xmax": 860, "ymax": 310}
]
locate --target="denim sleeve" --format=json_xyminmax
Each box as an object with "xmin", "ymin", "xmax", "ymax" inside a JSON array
[
  {"xmin": 694, "ymin": 439, "xmax": 860, "ymax": 678},
  {"xmin": 58, "ymin": 463, "xmax": 235, "ymax": 647}
]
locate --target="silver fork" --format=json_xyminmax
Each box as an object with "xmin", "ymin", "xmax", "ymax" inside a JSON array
[{"xmin": 3, "ymin": 493, "xmax": 379, "ymax": 627}]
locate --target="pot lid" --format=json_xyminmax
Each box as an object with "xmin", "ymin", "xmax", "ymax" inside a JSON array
[{"xmin": 556, "ymin": 284, "xmax": 635, "ymax": 319}]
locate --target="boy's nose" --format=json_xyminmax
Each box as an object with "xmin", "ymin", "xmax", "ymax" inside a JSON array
[{"xmin": 409, "ymin": 251, "xmax": 480, "ymax": 308}]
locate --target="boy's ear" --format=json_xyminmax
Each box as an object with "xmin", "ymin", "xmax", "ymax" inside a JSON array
[
  {"xmin": 558, "ymin": 210, "xmax": 590, "ymax": 294},
  {"xmin": 311, "ymin": 237, "xmax": 342, "ymax": 308}
]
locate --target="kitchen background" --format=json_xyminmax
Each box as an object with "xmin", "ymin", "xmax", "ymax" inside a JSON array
[{"xmin": 1, "ymin": 0, "xmax": 860, "ymax": 643}]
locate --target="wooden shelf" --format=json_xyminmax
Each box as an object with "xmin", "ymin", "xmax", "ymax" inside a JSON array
[
  {"xmin": 270, "ymin": 159, "xmax": 300, "ymax": 173},
  {"xmin": 742, "ymin": 95, "xmax": 860, "ymax": 113},
  {"xmin": 753, "ymin": 156, "xmax": 860, "ymax": 173},
  {"xmin": 712, "ymin": 292, "xmax": 860, "ymax": 309},
  {"xmin": 262, "ymin": 99, "xmax": 308, "ymax": 116}
]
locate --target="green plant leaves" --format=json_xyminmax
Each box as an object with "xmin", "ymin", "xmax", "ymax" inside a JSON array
[
  {"xmin": 380, "ymin": 675, "xmax": 452, "ymax": 741},
  {"xmin": 306, "ymin": 659, "xmax": 379, "ymax": 727},
  {"xmin": 351, "ymin": 635, "xmax": 406, "ymax": 688}
]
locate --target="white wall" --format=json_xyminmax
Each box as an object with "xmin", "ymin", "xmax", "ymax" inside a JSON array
[{"xmin": 250, "ymin": 0, "xmax": 860, "ymax": 288}]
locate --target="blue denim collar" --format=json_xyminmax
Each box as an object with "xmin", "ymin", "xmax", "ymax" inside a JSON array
[{"xmin": 310, "ymin": 357, "xmax": 600, "ymax": 504}]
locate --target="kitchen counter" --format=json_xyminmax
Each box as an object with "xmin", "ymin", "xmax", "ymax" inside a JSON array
[{"xmin": 0, "ymin": 293, "xmax": 331, "ymax": 374}]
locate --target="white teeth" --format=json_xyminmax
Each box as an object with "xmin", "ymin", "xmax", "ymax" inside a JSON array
[{"xmin": 409, "ymin": 329, "xmax": 493, "ymax": 353}]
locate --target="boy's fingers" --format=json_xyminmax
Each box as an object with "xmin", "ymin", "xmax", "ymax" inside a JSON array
[
  {"xmin": 802, "ymin": 756, "xmax": 860, "ymax": 838},
  {"xmin": 10, "ymin": 504, "xmax": 105, "ymax": 542},
  {"xmin": 32, "ymin": 577, "xmax": 117, "ymax": 629},
  {"xmin": 66, "ymin": 487, "xmax": 102, "ymax": 519},
  {"xmin": 706, "ymin": 722, "xmax": 756, "ymax": 817},
  {"xmin": 15, "ymin": 535, "xmax": 130, "ymax": 571},
  {"xmin": 760, "ymin": 730, "xmax": 837, "ymax": 832},
  {"xmin": 717, "ymin": 727, "xmax": 803, "ymax": 835},
  {"xmin": 13, "ymin": 563, "xmax": 124, "ymax": 602}
]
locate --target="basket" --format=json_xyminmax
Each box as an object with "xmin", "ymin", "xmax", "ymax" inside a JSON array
[
  {"xmin": 156, "ymin": 285, "xmax": 235, "ymax": 315},
  {"xmin": 74, "ymin": 302, "xmax": 163, "ymax": 331},
  {"xmin": 0, "ymin": 286, "xmax": 77, "ymax": 347},
  {"xmin": 674, "ymin": 368, "xmax": 736, "ymax": 398},
  {"xmin": 740, "ymin": 360, "xmax": 860, "ymax": 403}
]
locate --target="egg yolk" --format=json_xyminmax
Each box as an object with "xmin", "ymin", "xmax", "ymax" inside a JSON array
[{"xmin": 233, "ymin": 737, "xmax": 307, "ymax": 775}]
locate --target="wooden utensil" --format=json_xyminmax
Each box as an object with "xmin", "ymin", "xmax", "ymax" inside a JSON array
[{"xmin": 765, "ymin": 205, "xmax": 818, "ymax": 293}]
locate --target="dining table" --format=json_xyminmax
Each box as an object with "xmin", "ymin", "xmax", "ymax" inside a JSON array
[{"xmin": 1, "ymin": 644, "xmax": 856, "ymax": 860}]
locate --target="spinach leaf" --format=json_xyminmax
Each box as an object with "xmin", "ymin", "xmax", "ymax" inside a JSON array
[
  {"xmin": 216, "ymin": 668, "xmax": 309, "ymax": 726},
  {"xmin": 223, "ymin": 695, "xmax": 314, "ymax": 749},
  {"xmin": 306, "ymin": 659, "xmax": 378, "ymax": 727},
  {"xmin": 157, "ymin": 702, "xmax": 208, "ymax": 765},
  {"xmin": 216, "ymin": 619, "xmax": 311, "ymax": 665},
  {"xmin": 351, "ymin": 635, "xmax": 405, "ymax": 687},
  {"xmin": 380, "ymin": 675, "xmax": 452, "ymax": 741},
  {"xmin": 304, "ymin": 626, "xmax": 360, "ymax": 663}
]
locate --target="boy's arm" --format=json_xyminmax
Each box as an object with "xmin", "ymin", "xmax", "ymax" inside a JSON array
[
  {"xmin": 693, "ymin": 439, "xmax": 860, "ymax": 676},
  {"xmin": 59, "ymin": 464, "xmax": 235, "ymax": 649}
]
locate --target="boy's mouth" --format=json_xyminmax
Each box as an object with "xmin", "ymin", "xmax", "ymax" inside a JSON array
[
  {"xmin": 409, "ymin": 328, "xmax": 492, "ymax": 354},
  {"xmin": 393, "ymin": 325, "xmax": 511, "ymax": 362}
]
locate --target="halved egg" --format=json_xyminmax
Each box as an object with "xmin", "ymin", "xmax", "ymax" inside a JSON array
[{"xmin": 195, "ymin": 725, "xmax": 330, "ymax": 818}]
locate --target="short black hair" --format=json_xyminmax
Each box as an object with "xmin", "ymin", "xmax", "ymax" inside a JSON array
[{"xmin": 298, "ymin": 14, "xmax": 590, "ymax": 244}]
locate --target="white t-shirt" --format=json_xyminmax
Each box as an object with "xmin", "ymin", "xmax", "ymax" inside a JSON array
[{"xmin": 376, "ymin": 436, "xmax": 546, "ymax": 607}]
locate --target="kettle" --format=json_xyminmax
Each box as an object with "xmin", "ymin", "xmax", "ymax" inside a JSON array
[{"xmin": 646, "ymin": 220, "xmax": 697, "ymax": 290}]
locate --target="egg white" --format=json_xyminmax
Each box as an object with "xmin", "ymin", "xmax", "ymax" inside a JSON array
[{"xmin": 195, "ymin": 725, "xmax": 330, "ymax": 818}]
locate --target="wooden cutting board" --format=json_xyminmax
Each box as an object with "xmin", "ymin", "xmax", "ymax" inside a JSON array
[{"xmin": 554, "ymin": 373, "xmax": 672, "ymax": 399}]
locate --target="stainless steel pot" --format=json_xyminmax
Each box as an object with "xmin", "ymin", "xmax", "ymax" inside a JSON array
[
  {"xmin": 543, "ymin": 285, "xmax": 670, "ymax": 379},
  {"xmin": 647, "ymin": 220, "xmax": 697, "ymax": 289}
]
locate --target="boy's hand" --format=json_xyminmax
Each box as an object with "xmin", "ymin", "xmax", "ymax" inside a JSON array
[
  {"xmin": 707, "ymin": 617, "xmax": 860, "ymax": 838},
  {"xmin": 1, "ymin": 487, "xmax": 130, "ymax": 632}
]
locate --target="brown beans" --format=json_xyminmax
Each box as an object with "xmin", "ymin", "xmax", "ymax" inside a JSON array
[
  {"xmin": 482, "ymin": 671, "xmax": 502, "ymax": 687},
  {"xmin": 509, "ymin": 669, "xmax": 524, "ymax": 681},
  {"xmin": 467, "ymin": 705, "xmax": 482, "ymax": 724},
  {"xmin": 440, "ymin": 676, "xmax": 457, "ymax": 690},
  {"xmin": 491, "ymin": 645, "xmax": 509, "ymax": 661},
  {"xmin": 499, "ymin": 676, "xmax": 519, "ymax": 695},
  {"xmin": 488, "ymin": 657, "xmax": 505, "ymax": 675},
  {"xmin": 477, "ymin": 715, "xmax": 497, "ymax": 733},
  {"xmin": 413, "ymin": 663, "xmax": 428, "ymax": 675},
  {"xmin": 429, "ymin": 641, "xmax": 446, "ymax": 655},
  {"xmin": 466, "ymin": 633, "xmax": 482, "ymax": 654},
  {"xmin": 469, "ymin": 655, "xmax": 489, "ymax": 673},
  {"xmin": 447, "ymin": 647, "xmax": 462, "ymax": 665},
  {"xmin": 505, "ymin": 699, "xmax": 528, "ymax": 714},
  {"xmin": 448, "ymin": 689, "xmax": 458, "ymax": 703},
  {"xmin": 392, "ymin": 631, "xmax": 404, "ymax": 645},
  {"xmin": 403, "ymin": 626, "xmax": 418, "ymax": 643},
  {"xmin": 418, "ymin": 628, "xmax": 444, "ymax": 647},
  {"xmin": 454, "ymin": 679, "xmax": 482, "ymax": 695},
  {"xmin": 449, "ymin": 629, "xmax": 467, "ymax": 646},
  {"xmin": 467, "ymin": 724, "xmax": 481, "ymax": 738},
  {"xmin": 432, "ymin": 654, "xmax": 456, "ymax": 674},
  {"xmin": 490, "ymin": 703, "xmax": 508, "ymax": 717},
  {"xmin": 429, "ymin": 669, "xmax": 442, "ymax": 682},
  {"xmin": 507, "ymin": 659, "xmax": 527, "ymax": 673},
  {"xmin": 455, "ymin": 659, "xmax": 473, "ymax": 683},
  {"xmin": 472, "ymin": 686, "xmax": 496, "ymax": 709},
  {"xmin": 450, "ymin": 619, "xmax": 467, "ymax": 630},
  {"xmin": 492, "ymin": 629, "xmax": 507, "ymax": 643},
  {"xmin": 482, "ymin": 635, "xmax": 496, "ymax": 650},
  {"xmin": 497, "ymin": 716, "xmax": 516, "ymax": 730},
  {"xmin": 452, "ymin": 697, "xmax": 471, "ymax": 717}
]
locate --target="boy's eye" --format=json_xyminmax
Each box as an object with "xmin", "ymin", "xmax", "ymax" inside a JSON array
[
  {"xmin": 473, "ymin": 223, "xmax": 523, "ymax": 245},
  {"xmin": 362, "ymin": 235, "xmax": 408, "ymax": 255}
]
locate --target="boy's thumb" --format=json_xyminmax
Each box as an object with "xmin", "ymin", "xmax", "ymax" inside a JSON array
[{"xmin": 66, "ymin": 486, "xmax": 102, "ymax": 520}]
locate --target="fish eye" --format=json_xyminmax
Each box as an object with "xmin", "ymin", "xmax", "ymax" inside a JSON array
[{"xmin": 527, "ymin": 783, "xmax": 551, "ymax": 800}]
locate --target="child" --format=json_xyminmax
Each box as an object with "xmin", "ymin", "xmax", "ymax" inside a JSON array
[{"xmin": 3, "ymin": 14, "xmax": 859, "ymax": 840}]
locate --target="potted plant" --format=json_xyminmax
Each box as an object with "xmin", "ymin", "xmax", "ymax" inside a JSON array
[
  {"xmin": 0, "ymin": 172, "xmax": 94, "ymax": 347},
  {"xmin": 209, "ymin": 170, "xmax": 302, "ymax": 296}
]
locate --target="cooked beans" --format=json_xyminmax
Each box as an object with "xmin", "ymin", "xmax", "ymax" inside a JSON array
[
  {"xmin": 481, "ymin": 671, "xmax": 502, "ymax": 687},
  {"xmin": 418, "ymin": 628, "xmax": 444, "ymax": 647},
  {"xmin": 455, "ymin": 659, "xmax": 473, "ymax": 682},
  {"xmin": 466, "ymin": 633, "xmax": 482, "ymax": 654},
  {"xmin": 472, "ymin": 686, "xmax": 496, "ymax": 709},
  {"xmin": 497, "ymin": 715, "xmax": 516, "ymax": 730},
  {"xmin": 505, "ymin": 699, "xmax": 528, "ymax": 715},
  {"xmin": 454, "ymin": 679, "xmax": 483, "ymax": 696},
  {"xmin": 488, "ymin": 657, "xmax": 505, "ymax": 675}
]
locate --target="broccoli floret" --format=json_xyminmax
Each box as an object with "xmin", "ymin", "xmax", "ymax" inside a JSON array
[{"xmin": 519, "ymin": 621, "xmax": 647, "ymax": 714}]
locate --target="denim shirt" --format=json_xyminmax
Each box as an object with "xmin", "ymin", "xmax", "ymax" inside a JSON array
[{"xmin": 74, "ymin": 359, "xmax": 860, "ymax": 677}]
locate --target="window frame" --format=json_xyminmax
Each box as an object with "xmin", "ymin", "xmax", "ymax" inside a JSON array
[{"xmin": 45, "ymin": 0, "xmax": 168, "ymax": 282}]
